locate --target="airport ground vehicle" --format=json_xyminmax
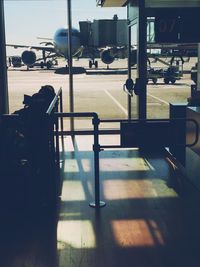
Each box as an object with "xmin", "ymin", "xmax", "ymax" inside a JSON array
[
  {"xmin": 10, "ymin": 56, "xmax": 22, "ymax": 67},
  {"xmin": 147, "ymin": 55, "xmax": 184, "ymax": 84},
  {"xmin": 147, "ymin": 65, "xmax": 182, "ymax": 84}
]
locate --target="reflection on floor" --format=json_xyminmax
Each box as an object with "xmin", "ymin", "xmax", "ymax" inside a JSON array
[{"xmin": 57, "ymin": 135, "xmax": 200, "ymax": 267}]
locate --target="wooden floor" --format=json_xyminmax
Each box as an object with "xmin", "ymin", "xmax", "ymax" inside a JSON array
[
  {"xmin": 57, "ymin": 135, "xmax": 200, "ymax": 267},
  {"xmin": 1, "ymin": 135, "xmax": 200, "ymax": 267}
]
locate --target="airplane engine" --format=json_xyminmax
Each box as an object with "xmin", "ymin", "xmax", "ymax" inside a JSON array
[
  {"xmin": 21, "ymin": 50, "xmax": 37, "ymax": 66},
  {"xmin": 100, "ymin": 49, "xmax": 115, "ymax": 65}
]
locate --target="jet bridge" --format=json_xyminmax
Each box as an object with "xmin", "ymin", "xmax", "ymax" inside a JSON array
[{"xmin": 79, "ymin": 17, "xmax": 128, "ymax": 48}]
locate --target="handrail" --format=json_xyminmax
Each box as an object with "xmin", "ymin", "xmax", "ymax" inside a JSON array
[
  {"xmin": 55, "ymin": 112, "xmax": 98, "ymax": 119},
  {"xmin": 46, "ymin": 87, "xmax": 62, "ymax": 116}
]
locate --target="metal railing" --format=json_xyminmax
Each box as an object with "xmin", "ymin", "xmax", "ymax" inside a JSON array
[
  {"xmin": 46, "ymin": 87, "xmax": 63, "ymax": 167},
  {"xmin": 54, "ymin": 112, "xmax": 199, "ymax": 209},
  {"xmin": 1, "ymin": 89, "xmax": 199, "ymax": 210}
]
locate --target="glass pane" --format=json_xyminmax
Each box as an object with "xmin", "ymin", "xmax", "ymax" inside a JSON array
[
  {"xmin": 146, "ymin": 17, "xmax": 193, "ymax": 119},
  {"xmin": 130, "ymin": 23, "xmax": 139, "ymax": 119},
  {"xmin": 5, "ymin": 1, "xmax": 128, "ymax": 132}
]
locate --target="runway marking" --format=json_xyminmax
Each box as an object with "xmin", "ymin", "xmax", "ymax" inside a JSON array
[
  {"xmin": 147, "ymin": 103, "xmax": 161, "ymax": 106},
  {"xmin": 147, "ymin": 93, "xmax": 169, "ymax": 106},
  {"xmin": 104, "ymin": 89, "xmax": 128, "ymax": 116}
]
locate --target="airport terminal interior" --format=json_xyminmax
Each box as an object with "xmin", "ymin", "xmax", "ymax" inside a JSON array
[{"xmin": 1, "ymin": 0, "xmax": 200, "ymax": 266}]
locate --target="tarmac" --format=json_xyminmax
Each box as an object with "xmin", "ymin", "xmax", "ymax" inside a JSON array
[{"xmin": 7, "ymin": 58, "xmax": 194, "ymax": 129}]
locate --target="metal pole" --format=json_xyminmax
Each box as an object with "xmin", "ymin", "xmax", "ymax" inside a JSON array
[
  {"xmin": 0, "ymin": 0, "xmax": 9, "ymax": 114},
  {"xmin": 55, "ymin": 105, "xmax": 60, "ymax": 165},
  {"xmin": 60, "ymin": 89, "xmax": 64, "ymax": 136},
  {"xmin": 89, "ymin": 115, "xmax": 106, "ymax": 208},
  {"xmin": 55, "ymin": 111, "xmax": 106, "ymax": 208},
  {"xmin": 94, "ymin": 122, "xmax": 100, "ymax": 206},
  {"xmin": 67, "ymin": 0, "xmax": 74, "ymax": 132}
]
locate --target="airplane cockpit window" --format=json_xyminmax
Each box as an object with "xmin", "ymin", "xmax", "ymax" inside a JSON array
[
  {"xmin": 55, "ymin": 28, "xmax": 80, "ymax": 38},
  {"xmin": 59, "ymin": 31, "xmax": 67, "ymax": 37}
]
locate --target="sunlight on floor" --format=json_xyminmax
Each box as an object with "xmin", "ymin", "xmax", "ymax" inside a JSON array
[
  {"xmin": 63, "ymin": 159, "xmax": 79, "ymax": 173},
  {"xmin": 100, "ymin": 158, "xmax": 153, "ymax": 171},
  {"xmin": 61, "ymin": 181, "xmax": 86, "ymax": 201},
  {"xmin": 103, "ymin": 179, "xmax": 178, "ymax": 200},
  {"xmin": 81, "ymin": 158, "xmax": 92, "ymax": 172},
  {"xmin": 111, "ymin": 219, "xmax": 164, "ymax": 247},
  {"xmin": 57, "ymin": 220, "xmax": 96, "ymax": 249}
]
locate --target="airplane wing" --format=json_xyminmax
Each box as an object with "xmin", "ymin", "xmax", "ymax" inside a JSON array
[
  {"xmin": 146, "ymin": 42, "xmax": 198, "ymax": 50},
  {"xmin": 6, "ymin": 44, "xmax": 55, "ymax": 53}
]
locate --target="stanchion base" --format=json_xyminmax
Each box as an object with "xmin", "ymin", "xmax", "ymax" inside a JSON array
[{"xmin": 89, "ymin": 201, "xmax": 106, "ymax": 208}]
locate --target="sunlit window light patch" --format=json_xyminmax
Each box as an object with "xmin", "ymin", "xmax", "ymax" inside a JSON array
[
  {"xmin": 151, "ymin": 179, "xmax": 178, "ymax": 197},
  {"xmin": 61, "ymin": 181, "xmax": 86, "ymax": 201},
  {"xmin": 100, "ymin": 158, "xmax": 152, "ymax": 172},
  {"xmin": 57, "ymin": 220, "xmax": 96, "ymax": 249},
  {"xmin": 81, "ymin": 158, "xmax": 92, "ymax": 172},
  {"xmin": 64, "ymin": 136, "xmax": 75, "ymax": 152},
  {"xmin": 74, "ymin": 136, "xmax": 93, "ymax": 151},
  {"xmin": 99, "ymin": 134, "xmax": 121, "ymax": 145},
  {"xmin": 64, "ymin": 159, "xmax": 79, "ymax": 173},
  {"xmin": 103, "ymin": 179, "xmax": 178, "ymax": 200},
  {"xmin": 111, "ymin": 220, "xmax": 164, "ymax": 247},
  {"xmin": 87, "ymin": 181, "xmax": 94, "ymax": 197}
]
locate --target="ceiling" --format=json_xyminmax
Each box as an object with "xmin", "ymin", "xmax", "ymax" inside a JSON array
[
  {"xmin": 98, "ymin": 0, "xmax": 128, "ymax": 7},
  {"xmin": 99, "ymin": 0, "xmax": 200, "ymax": 7}
]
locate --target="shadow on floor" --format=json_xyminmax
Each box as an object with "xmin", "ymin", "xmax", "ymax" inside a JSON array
[{"xmin": 54, "ymin": 67, "xmax": 86, "ymax": 75}]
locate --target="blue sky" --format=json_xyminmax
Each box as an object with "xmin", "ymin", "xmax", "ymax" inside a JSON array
[{"xmin": 4, "ymin": 0, "xmax": 127, "ymax": 55}]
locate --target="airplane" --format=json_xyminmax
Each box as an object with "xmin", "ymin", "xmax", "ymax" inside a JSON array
[
  {"xmin": 6, "ymin": 19, "xmax": 198, "ymax": 71},
  {"xmin": 6, "ymin": 25, "xmax": 128, "ymax": 70},
  {"xmin": 6, "ymin": 28, "xmax": 83, "ymax": 69},
  {"xmin": 6, "ymin": 14, "xmax": 132, "ymax": 70}
]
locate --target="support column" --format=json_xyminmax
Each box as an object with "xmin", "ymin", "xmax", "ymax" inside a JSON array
[
  {"xmin": 188, "ymin": 43, "xmax": 200, "ymax": 105},
  {"xmin": 127, "ymin": 22, "xmax": 132, "ymax": 120},
  {"xmin": 67, "ymin": 0, "xmax": 74, "ymax": 132},
  {"xmin": 137, "ymin": 0, "xmax": 147, "ymax": 119},
  {"xmin": 197, "ymin": 44, "xmax": 200, "ymax": 90},
  {"xmin": 0, "ymin": 0, "xmax": 9, "ymax": 114}
]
